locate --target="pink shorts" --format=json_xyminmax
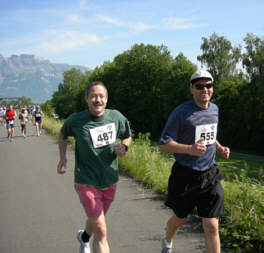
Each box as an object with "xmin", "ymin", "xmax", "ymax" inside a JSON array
[{"xmin": 75, "ymin": 184, "xmax": 117, "ymax": 218}]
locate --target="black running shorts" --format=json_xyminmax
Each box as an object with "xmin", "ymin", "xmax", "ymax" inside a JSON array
[{"xmin": 165, "ymin": 162, "xmax": 225, "ymax": 218}]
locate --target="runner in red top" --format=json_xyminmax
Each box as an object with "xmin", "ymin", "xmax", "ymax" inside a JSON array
[{"xmin": 5, "ymin": 104, "xmax": 16, "ymax": 141}]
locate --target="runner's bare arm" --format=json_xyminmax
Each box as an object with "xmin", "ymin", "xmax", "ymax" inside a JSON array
[
  {"xmin": 159, "ymin": 139, "xmax": 207, "ymax": 157},
  {"xmin": 57, "ymin": 132, "xmax": 68, "ymax": 174},
  {"xmin": 216, "ymin": 140, "xmax": 230, "ymax": 159}
]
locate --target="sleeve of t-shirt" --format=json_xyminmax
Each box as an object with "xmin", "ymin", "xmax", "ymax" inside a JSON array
[
  {"xmin": 60, "ymin": 115, "xmax": 74, "ymax": 139},
  {"xmin": 158, "ymin": 108, "xmax": 180, "ymax": 145},
  {"xmin": 117, "ymin": 112, "xmax": 132, "ymax": 140}
]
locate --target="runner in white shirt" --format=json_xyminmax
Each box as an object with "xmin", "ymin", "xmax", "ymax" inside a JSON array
[
  {"xmin": 19, "ymin": 107, "xmax": 28, "ymax": 138},
  {"xmin": 0, "ymin": 107, "xmax": 5, "ymax": 126}
]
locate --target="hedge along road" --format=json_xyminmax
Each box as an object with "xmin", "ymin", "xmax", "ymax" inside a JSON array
[{"xmin": 0, "ymin": 119, "xmax": 227, "ymax": 253}]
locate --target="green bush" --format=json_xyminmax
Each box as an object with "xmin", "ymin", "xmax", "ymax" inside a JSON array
[
  {"xmin": 41, "ymin": 100, "xmax": 55, "ymax": 117},
  {"xmin": 221, "ymin": 172, "xmax": 264, "ymax": 252},
  {"xmin": 119, "ymin": 132, "xmax": 173, "ymax": 194}
]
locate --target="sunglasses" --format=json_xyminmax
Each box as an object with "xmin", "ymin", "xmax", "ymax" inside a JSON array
[{"xmin": 193, "ymin": 83, "xmax": 213, "ymax": 90}]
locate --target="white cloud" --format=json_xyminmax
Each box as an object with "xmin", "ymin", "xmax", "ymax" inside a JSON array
[
  {"xmin": 67, "ymin": 14, "xmax": 86, "ymax": 24},
  {"xmin": 96, "ymin": 14, "xmax": 206, "ymax": 32},
  {"xmin": 96, "ymin": 14, "xmax": 123, "ymax": 26},
  {"xmin": 132, "ymin": 22, "xmax": 152, "ymax": 32},
  {"xmin": 96, "ymin": 14, "xmax": 152, "ymax": 32},
  {"xmin": 33, "ymin": 30, "xmax": 106, "ymax": 53},
  {"xmin": 161, "ymin": 17, "xmax": 207, "ymax": 30}
]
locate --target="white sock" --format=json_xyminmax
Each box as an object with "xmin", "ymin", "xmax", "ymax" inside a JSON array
[{"xmin": 164, "ymin": 237, "xmax": 173, "ymax": 248}]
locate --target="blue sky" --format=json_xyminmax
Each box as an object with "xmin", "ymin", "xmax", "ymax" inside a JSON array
[{"xmin": 0, "ymin": 0, "xmax": 263, "ymax": 69}]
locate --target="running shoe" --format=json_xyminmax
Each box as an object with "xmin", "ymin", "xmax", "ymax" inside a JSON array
[
  {"xmin": 161, "ymin": 236, "xmax": 173, "ymax": 253},
  {"xmin": 77, "ymin": 230, "xmax": 90, "ymax": 253}
]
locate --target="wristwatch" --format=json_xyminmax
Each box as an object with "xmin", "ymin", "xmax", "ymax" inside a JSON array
[{"xmin": 122, "ymin": 144, "xmax": 129, "ymax": 152}]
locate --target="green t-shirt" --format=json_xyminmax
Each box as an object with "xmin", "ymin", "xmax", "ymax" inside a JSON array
[{"xmin": 61, "ymin": 109, "xmax": 131, "ymax": 189}]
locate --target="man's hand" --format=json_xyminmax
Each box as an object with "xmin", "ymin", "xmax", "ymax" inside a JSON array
[
  {"xmin": 188, "ymin": 139, "xmax": 207, "ymax": 156},
  {"xmin": 57, "ymin": 159, "xmax": 67, "ymax": 174},
  {"xmin": 217, "ymin": 145, "xmax": 230, "ymax": 159},
  {"xmin": 114, "ymin": 144, "xmax": 127, "ymax": 157}
]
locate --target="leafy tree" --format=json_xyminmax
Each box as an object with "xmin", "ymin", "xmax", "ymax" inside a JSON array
[
  {"xmin": 46, "ymin": 36, "xmax": 264, "ymax": 154},
  {"xmin": 212, "ymin": 77, "xmax": 247, "ymax": 147},
  {"xmin": 197, "ymin": 32, "xmax": 241, "ymax": 84},
  {"xmin": 243, "ymin": 33, "xmax": 264, "ymax": 78},
  {"xmin": 51, "ymin": 68, "xmax": 88, "ymax": 118},
  {"xmin": 241, "ymin": 33, "xmax": 264, "ymax": 152},
  {"xmin": 87, "ymin": 61, "xmax": 120, "ymax": 109},
  {"xmin": 41, "ymin": 99, "xmax": 54, "ymax": 116},
  {"xmin": 162, "ymin": 53, "xmax": 196, "ymax": 121},
  {"xmin": 20, "ymin": 96, "xmax": 32, "ymax": 106},
  {"xmin": 110, "ymin": 43, "xmax": 174, "ymax": 137},
  {"xmin": 75, "ymin": 82, "xmax": 90, "ymax": 112},
  {"xmin": 1, "ymin": 96, "xmax": 32, "ymax": 108},
  {"xmin": 85, "ymin": 49, "xmax": 196, "ymax": 139}
]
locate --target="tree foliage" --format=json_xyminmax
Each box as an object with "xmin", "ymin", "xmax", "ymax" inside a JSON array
[
  {"xmin": 111, "ymin": 43, "xmax": 174, "ymax": 136},
  {"xmin": 197, "ymin": 33, "xmax": 264, "ymax": 153},
  {"xmin": 163, "ymin": 53, "xmax": 196, "ymax": 121},
  {"xmin": 51, "ymin": 68, "xmax": 89, "ymax": 118},
  {"xmin": 197, "ymin": 32, "xmax": 241, "ymax": 84},
  {"xmin": 0, "ymin": 96, "xmax": 33, "ymax": 108},
  {"xmin": 241, "ymin": 33, "xmax": 264, "ymax": 151},
  {"xmin": 49, "ymin": 34, "xmax": 264, "ymax": 153},
  {"xmin": 41, "ymin": 99, "xmax": 55, "ymax": 116},
  {"xmin": 20, "ymin": 96, "xmax": 33, "ymax": 106}
]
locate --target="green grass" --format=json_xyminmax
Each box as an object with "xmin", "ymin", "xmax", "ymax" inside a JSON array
[
  {"xmin": 118, "ymin": 133, "xmax": 174, "ymax": 194},
  {"xmin": 217, "ymin": 153, "xmax": 264, "ymax": 183},
  {"xmin": 42, "ymin": 116, "xmax": 75, "ymax": 146},
  {"xmin": 42, "ymin": 116, "xmax": 62, "ymax": 140},
  {"xmin": 220, "ymin": 178, "xmax": 264, "ymax": 252},
  {"xmin": 43, "ymin": 116, "xmax": 264, "ymax": 252}
]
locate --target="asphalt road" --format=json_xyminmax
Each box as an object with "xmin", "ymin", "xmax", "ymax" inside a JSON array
[{"xmin": 0, "ymin": 120, "xmax": 208, "ymax": 253}]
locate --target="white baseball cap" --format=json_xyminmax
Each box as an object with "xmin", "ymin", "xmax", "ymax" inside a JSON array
[{"xmin": 190, "ymin": 70, "xmax": 213, "ymax": 84}]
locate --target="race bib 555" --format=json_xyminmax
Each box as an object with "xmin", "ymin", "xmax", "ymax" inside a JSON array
[{"xmin": 195, "ymin": 123, "xmax": 217, "ymax": 145}]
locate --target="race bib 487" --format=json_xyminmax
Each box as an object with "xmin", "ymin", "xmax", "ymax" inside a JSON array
[
  {"xmin": 195, "ymin": 123, "xmax": 217, "ymax": 145},
  {"xmin": 89, "ymin": 123, "xmax": 116, "ymax": 148}
]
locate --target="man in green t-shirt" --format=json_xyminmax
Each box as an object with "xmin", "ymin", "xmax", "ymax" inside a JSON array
[{"xmin": 57, "ymin": 81, "xmax": 132, "ymax": 253}]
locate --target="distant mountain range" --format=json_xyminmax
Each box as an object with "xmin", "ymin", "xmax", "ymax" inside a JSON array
[{"xmin": 0, "ymin": 54, "xmax": 87, "ymax": 102}]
